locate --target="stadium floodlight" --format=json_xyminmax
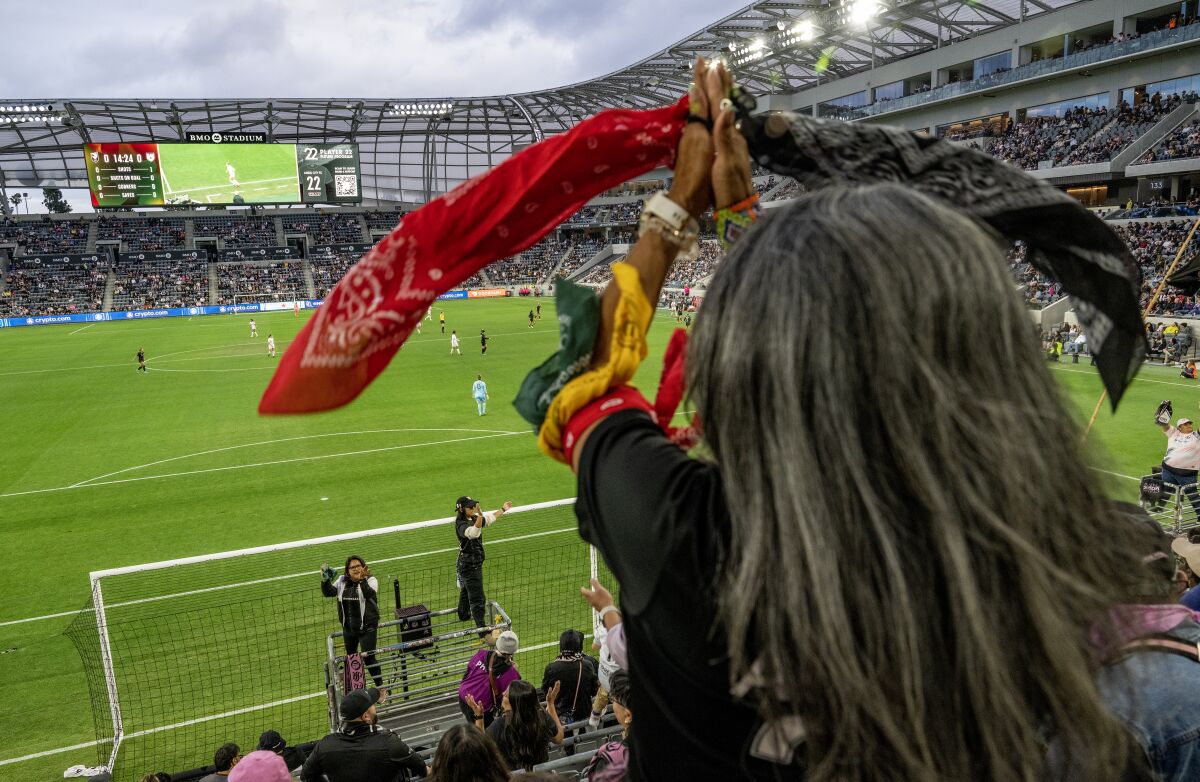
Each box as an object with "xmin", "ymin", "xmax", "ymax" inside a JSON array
[
  {"xmin": 795, "ymin": 19, "xmax": 815, "ymax": 42},
  {"xmin": 849, "ymin": 0, "xmax": 880, "ymax": 27}
]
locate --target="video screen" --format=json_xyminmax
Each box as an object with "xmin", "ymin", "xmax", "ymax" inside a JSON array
[{"xmin": 84, "ymin": 142, "xmax": 360, "ymax": 207}]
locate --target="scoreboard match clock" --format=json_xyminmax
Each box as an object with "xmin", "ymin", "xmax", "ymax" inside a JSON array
[{"xmin": 84, "ymin": 142, "xmax": 362, "ymax": 207}]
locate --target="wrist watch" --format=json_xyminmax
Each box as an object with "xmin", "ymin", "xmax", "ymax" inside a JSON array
[{"xmin": 639, "ymin": 192, "xmax": 700, "ymax": 258}]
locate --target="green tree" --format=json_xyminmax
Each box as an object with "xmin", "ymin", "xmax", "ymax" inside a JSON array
[
  {"xmin": 42, "ymin": 187, "xmax": 72, "ymax": 214},
  {"xmin": 9, "ymin": 193, "xmax": 23, "ymax": 214}
]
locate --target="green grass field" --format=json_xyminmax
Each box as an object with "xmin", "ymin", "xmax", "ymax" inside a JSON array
[
  {"xmin": 158, "ymin": 143, "xmax": 300, "ymax": 205},
  {"xmin": 0, "ymin": 298, "xmax": 1197, "ymax": 780}
]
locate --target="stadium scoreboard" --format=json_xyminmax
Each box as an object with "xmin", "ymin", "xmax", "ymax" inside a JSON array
[{"xmin": 84, "ymin": 142, "xmax": 362, "ymax": 208}]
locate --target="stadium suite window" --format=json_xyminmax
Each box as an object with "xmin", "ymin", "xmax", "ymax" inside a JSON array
[
  {"xmin": 1023, "ymin": 92, "xmax": 1109, "ymax": 119},
  {"xmin": 973, "ymin": 51, "xmax": 1011, "ymax": 79},
  {"xmin": 819, "ymin": 90, "xmax": 869, "ymax": 116},
  {"xmin": 875, "ymin": 81, "xmax": 904, "ymax": 102},
  {"xmin": 1123, "ymin": 72, "xmax": 1200, "ymax": 105}
]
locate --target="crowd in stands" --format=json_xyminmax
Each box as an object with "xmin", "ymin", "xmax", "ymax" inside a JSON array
[
  {"xmin": 364, "ymin": 209, "xmax": 406, "ymax": 232},
  {"xmin": 554, "ymin": 237, "xmax": 605, "ymax": 279},
  {"xmin": 1139, "ymin": 117, "xmax": 1200, "ymax": 162},
  {"xmin": 562, "ymin": 206, "xmax": 607, "ymax": 226},
  {"xmin": 194, "ymin": 215, "xmax": 277, "ymax": 248},
  {"xmin": 989, "ymin": 106, "xmax": 1110, "ymax": 169},
  {"xmin": 282, "ymin": 213, "xmax": 365, "ymax": 245},
  {"xmin": 96, "ymin": 216, "xmax": 187, "ymax": 251},
  {"xmin": 0, "ymin": 257, "xmax": 106, "ymax": 316},
  {"xmin": 1119, "ymin": 219, "xmax": 1200, "ymax": 315},
  {"xmin": 111, "ymin": 260, "xmax": 208, "ymax": 310},
  {"xmin": 309, "ymin": 252, "xmax": 359, "ymax": 298},
  {"xmin": 766, "ymin": 178, "xmax": 801, "ymax": 201},
  {"xmin": 0, "ymin": 216, "xmax": 89, "ymax": 253},
  {"xmin": 1067, "ymin": 93, "xmax": 1189, "ymax": 164},
  {"xmin": 488, "ymin": 237, "xmax": 569, "ymax": 285},
  {"xmin": 215, "ymin": 262, "xmax": 306, "ymax": 304},
  {"xmin": 604, "ymin": 201, "xmax": 641, "ymax": 223}
]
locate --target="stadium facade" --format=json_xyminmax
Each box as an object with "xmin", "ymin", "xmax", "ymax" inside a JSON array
[{"xmin": 2, "ymin": 0, "xmax": 1197, "ymax": 209}]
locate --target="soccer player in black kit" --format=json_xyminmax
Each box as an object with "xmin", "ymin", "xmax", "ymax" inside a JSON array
[
  {"xmin": 528, "ymin": 309, "xmax": 535, "ymax": 328},
  {"xmin": 480, "ymin": 329, "xmax": 489, "ymax": 355},
  {"xmin": 136, "ymin": 347, "xmax": 146, "ymax": 372}
]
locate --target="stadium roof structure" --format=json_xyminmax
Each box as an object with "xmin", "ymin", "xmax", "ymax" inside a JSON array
[{"xmin": 0, "ymin": 0, "xmax": 1086, "ymax": 207}]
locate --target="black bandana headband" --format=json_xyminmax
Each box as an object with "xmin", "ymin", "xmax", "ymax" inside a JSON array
[{"xmin": 732, "ymin": 92, "xmax": 1146, "ymax": 408}]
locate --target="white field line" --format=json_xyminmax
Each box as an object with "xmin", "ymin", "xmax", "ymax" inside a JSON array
[
  {"xmin": 0, "ymin": 327, "xmax": 547, "ymax": 378},
  {"xmin": 148, "ymin": 366, "xmax": 272, "ymax": 373},
  {"xmin": 1091, "ymin": 468, "xmax": 1140, "ymax": 481},
  {"xmin": 0, "ymin": 432, "xmax": 525, "ymax": 500},
  {"xmin": 1048, "ymin": 364, "xmax": 1200, "ymax": 390},
  {"xmin": 67, "ymin": 323, "xmax": 95, "ymax": 335},
  {"xmin": 70, "ymin": 428, "xmax": 526, "ymax": 488},
  {"xmin": 0, "ymin": 632, "xmax": 586, "ymax": 767},
  {"xmin": 0, "ymin": 523, "xmax": 575, "ymax": 629}
]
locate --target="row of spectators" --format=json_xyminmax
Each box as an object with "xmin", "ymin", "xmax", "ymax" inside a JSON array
[
  {"xmin": 95, "ymin": 216, "xmax": 187, "ymax": 251},
  {"xmin": 111, "ymin": 261, "xmax": 208, "ymax": 311},
  {"xmin": 193, "ymin": 215, "xmax": 278, "ymax": 249},
  {"xmin": 989, "ymin": 105, "xmax": 1111, "ymax": 169},
  {"xmin": 0, "ymin": 259, "xmax": 106, "ymax": 316},
  {"xmin": 488, "ymin": 237, "xmax": 570, "ymax": 285},
  {"xmin": 0, "ymin": 216, "xmax": 89, "ymax": 253},
  {"xmin": 1139, "ymin": 117, "xmax": 1200, "ymax": 163},
  {"xmin": 214, "ymin": 262, "xmax": 307, "ymax": 305},
  {"xmin": 1067, "ymin": 93, "xmax": 1190, "ymax": 164},
  {"xmin": 281, "ymin": 212, "xmax": 366, "ymax": 245}
]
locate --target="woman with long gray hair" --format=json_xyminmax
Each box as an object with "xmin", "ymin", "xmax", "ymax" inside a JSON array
[{"xmin": 552, "ymin": 59, "xmax": 1153, "ymax": 781}]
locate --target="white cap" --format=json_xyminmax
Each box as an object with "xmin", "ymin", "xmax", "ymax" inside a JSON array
[{"xmin": 1179, "ymin": 418, "xmax": 1194, "ymax": 426}]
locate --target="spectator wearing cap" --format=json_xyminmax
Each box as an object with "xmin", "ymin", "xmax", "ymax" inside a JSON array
[
  {"xmin": 1173, "ymin": 536, "xmax": 1200, "ymax": 611},
  {"xmin": 255, "ymin": 730, "xmax": 306, "ymax": 772},
  {"xmin": 228, "ymin": 751, "xmax": 289, "ymax": 782},
  {"xmin": 1088, "ymin": 505, "xmax": 1200, "ymax": 781},
  {"xmin": 541, "ymin": 629, "xmax": 599, "ymax": 728},
  {"xmin": 454, "ymin": 496, "xmax": 513, "ymax": 630},
  {"xmin": 197, "ymin": 743, "xmax": 240, "ymax": 782},
  {"xmin": 300, "ymin": 687, "xmax": 427, "ymax": 781},
  {"xmin": 459, "ymin": 629, "xmax": 521, "ymax": 729},
  {"xmin": 1157, "ymin": 414, "xmax": 1200, "ymax": 517}
]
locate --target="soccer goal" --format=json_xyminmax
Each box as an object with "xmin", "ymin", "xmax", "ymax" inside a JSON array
[{"xmin": 66, "ymin": 498, "xmax": 612, "ymax": 778}]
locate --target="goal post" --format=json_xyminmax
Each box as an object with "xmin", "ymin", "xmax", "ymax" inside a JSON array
[{"xmin": 67, "ymin": 497, "xmax": 616, "ymax": 778}]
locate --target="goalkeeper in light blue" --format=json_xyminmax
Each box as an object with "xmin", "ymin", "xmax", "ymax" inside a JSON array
[{"xmin": 472, "ymin": 374, "xmax": 489, "ymax": 416}]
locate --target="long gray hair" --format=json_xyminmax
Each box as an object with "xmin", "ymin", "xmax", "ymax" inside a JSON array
[{"xmin": 687, "ymin": 184, "xmax": 1148, "ymax": 781}]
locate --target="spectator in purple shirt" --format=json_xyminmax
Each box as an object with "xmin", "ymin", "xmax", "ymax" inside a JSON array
[{"xmin": 458, "ymin": 630, "xmax": 521, "ymax": 728}]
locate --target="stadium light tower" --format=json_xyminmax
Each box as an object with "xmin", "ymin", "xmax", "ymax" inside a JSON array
[{"xmin": 848, "ymin": 0, "xmax": 881, "ymax": 27}]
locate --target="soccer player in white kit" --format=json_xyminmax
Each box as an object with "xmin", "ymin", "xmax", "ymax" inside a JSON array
[
  {"xmin": 426, "ymin": 306, "xmax": 433, "ymax": 321},
  {"xmin": 267, "ymin": 334, "xmax": 276, "ymax": 357},
  {"xmin": 226, "ymin": 162, "xmax": 238, "ymax": 185},
  {"xmin": 450, "ymin": 330, "xmax": 461, "ymax": 355},
  {"xmin": 249, "ymin": 318, "xmax": 257, "ymax": 337}
]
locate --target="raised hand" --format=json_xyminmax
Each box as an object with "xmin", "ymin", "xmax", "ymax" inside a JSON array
[
  {"xmin": 580, "ymin": 577, "xmax": 614, "ymax": 612},
  {"xmin": 704, "ymin": 59, "xmax": 753, "ymax": 210}
]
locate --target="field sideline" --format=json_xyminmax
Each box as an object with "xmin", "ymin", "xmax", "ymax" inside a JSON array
[{"xmin": 0, "ymin": 298, "xmax": 1196, "ymax": 779}]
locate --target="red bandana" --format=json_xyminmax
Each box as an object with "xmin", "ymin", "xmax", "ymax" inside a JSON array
[{"xmin": 259, "ymin": 99, "xmax": 689, "ymax": 414}]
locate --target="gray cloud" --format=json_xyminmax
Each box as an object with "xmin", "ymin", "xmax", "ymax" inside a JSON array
[{"xmin": 0, "ymin": 0, "xmax": 744, "ymax": 98}]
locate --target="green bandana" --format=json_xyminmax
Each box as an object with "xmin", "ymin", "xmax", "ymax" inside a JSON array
[{"xmin": 512, "ymin": 279, "xmax": 601, "ymax": 430}]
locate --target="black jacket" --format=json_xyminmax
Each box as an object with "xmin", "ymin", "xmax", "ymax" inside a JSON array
[
  {"xmin": 300, "ymin": 722, "xmax": 426, "ymax": 782},
  {"xmin": 541, "ymin": 655, "xmax": 600, "ymax": 720},
  {"xmin": 321, "ymin": 575, "xmax": 380, "ymax": 632}
]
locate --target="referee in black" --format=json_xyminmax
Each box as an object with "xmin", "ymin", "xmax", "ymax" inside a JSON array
[{"xmin": 454, "ymin": 496, "xmax": 513, "ymax": 630}]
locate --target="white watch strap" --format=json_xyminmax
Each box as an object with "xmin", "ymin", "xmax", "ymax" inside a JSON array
[{"xmin": 643, "ymin": 191, "xmax": 690, "ymax": 231}]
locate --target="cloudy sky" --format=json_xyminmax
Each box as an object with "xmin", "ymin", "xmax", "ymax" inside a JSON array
[
  {"xmin": 2, "ymin": 0, "xmax": 743, "ymax": 98},
  {"xmin": 3, "ymin": 1, "xmax": 744, "ymax": 213}
]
